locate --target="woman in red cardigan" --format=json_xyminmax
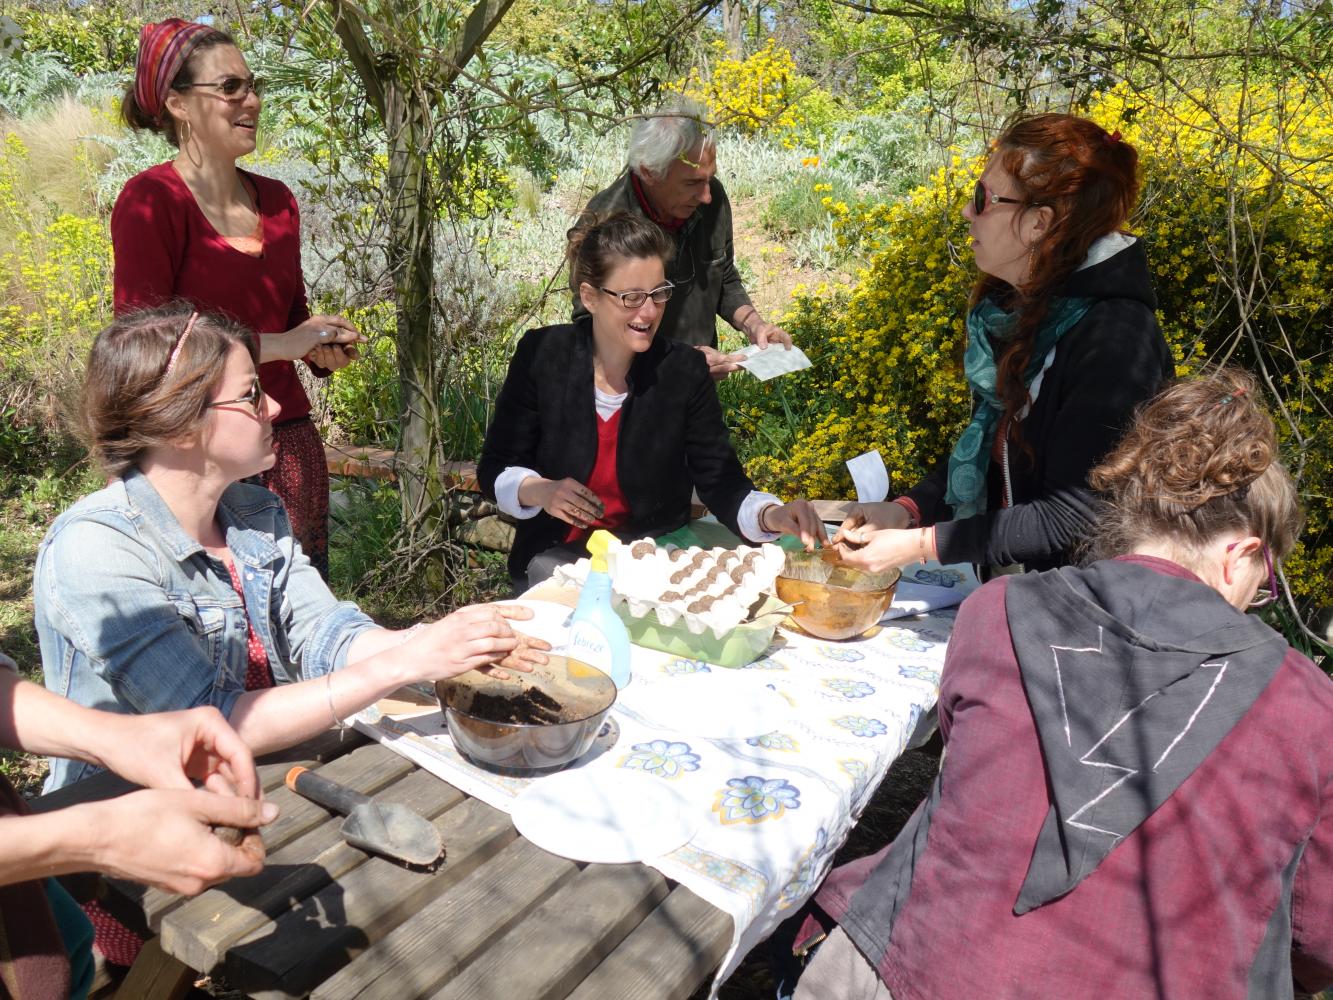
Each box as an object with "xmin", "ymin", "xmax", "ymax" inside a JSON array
[{"xmin": 113, "ymin": 18, "xmax": 362, "ymax": 578}]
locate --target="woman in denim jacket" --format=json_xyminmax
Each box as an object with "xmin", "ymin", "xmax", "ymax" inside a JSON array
[{"xmin": 35, "ymin": 305, "xmax": 548, "ymax": 794}]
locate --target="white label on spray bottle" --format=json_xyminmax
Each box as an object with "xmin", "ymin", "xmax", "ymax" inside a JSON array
[{"xmin": 568, "ymin": 620, "xmax": 612, "ymax": 675}]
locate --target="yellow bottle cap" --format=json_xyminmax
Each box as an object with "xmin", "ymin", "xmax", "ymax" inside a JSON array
[{"xmin": 586, "ymin": 530, "xmax": 614, "ymax": 573}]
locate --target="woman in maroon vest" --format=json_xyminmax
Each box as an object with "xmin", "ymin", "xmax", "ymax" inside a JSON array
[
  {"xmin": 112, "ymin": 19, "xmax": 362, "ymax": 578},
  {"xmin": 479, "ymin": 212, "xmax": 824, "ymax": 592}
]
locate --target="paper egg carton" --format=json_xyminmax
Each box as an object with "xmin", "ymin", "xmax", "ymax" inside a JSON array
[
  {"xmin": 610, "ymin": 537, "xmax": 786, "ymax": 639},
  {"xmin": 549, "ymin": 538, "xmax": 785, "ymax": 639}
]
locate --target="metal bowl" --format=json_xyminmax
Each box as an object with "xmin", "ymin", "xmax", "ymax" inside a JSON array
[
  {"xmin": 775, "ymin": 550, "xmax": 901, "ymax": 641},
  {"xmin": 435, "ymin": 654, "xmax": 617, "ymax": 776}
]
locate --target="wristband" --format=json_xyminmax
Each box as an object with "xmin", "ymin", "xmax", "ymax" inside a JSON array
[
  {"xmin": 917, "ymin": 526, "xmax": 933, "ymax": 566},
  {"xmin": 326, "ymin": 671, "xmax": 349, "ymax": 731},
  {"xmin": 891, "ymin": 496, "xmax": 920, "ymax": 529}
]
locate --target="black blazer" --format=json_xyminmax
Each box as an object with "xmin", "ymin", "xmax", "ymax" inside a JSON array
[{"xmin": 478, "ymin": 320, "xmax": 756, "ymax": 578}]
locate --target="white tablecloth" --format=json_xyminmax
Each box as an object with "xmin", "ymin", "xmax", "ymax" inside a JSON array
[{"xmin": 355, "ymin": 597, "xmax": 956, "ymax": 996}]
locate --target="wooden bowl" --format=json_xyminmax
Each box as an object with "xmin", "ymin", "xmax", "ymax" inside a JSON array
[{"xmin": 775, "ymin": 552, "xmax": 901, "ymax": 641}]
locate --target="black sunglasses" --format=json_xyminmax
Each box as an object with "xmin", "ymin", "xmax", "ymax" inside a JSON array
[
  {"xmin": 178, "ymin": 75, "xmax": 264, "ymax": 102},
  {"xmin": 207, "ymin": 376, "xmax": 263, "ymax": 415},
  {"xmin": 973, "ymin": 179, "xmax": 1022, "ymax": 215}
]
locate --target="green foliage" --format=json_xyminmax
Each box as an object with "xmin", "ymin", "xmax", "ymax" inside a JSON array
[
  {"xmin": 741, "ymin": 83, "xmax": 1333, "ymax": 623},
  {"xmin": 761, "ymin": 168, "xmax": 859, "ymax": 239},
  {"xmin": 10, "ymin": 2, "xmax": 137, "ymax": 74},
  {"xmin": 1088, "ymin": 83, "xmax": 1333, "ymax": 610},
  {"xmin": 324, "ymin": 303, "xmax": 400, "ymax": 446}
]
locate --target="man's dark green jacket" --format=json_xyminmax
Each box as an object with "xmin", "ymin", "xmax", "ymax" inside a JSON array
[{"xmin": 574, "ymin": 170, "xmax": 752, "ymax": 348}]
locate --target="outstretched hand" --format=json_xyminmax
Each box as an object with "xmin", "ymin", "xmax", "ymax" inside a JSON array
[
  {"xmin": 402, "ymin": 603, "xmax": 551, "ymax": 682},
  {"xmin": 761, "ymin": 500, "xmax": 828, "ymax": 551},
  {"xmin": 88, "ymin": 788, "xmax": 277, "ymax": 895},
  {"xmin": 93, "ymin": 706, "xmax": 260, "ymax": 800}
]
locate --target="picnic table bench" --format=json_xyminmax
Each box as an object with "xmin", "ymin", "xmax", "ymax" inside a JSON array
[{"xmin": 33, "ymin": 727, "xmax": 733, "ymax": 1000}]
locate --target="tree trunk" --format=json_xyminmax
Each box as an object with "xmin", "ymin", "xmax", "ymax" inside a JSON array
[
  {"xmin": 328, "ymin": 0, "xmax": 519, "ymax": 534},
  {"xmin": 722, "ymin": 0, "xmax": 746, "ymax": 55},
  {"xmin": 383, "ymin": 80, "xmax": 443, "ymax": 530}
]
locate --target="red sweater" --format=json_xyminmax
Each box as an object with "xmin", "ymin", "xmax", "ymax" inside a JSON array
[
  {"xmin": 563, "ymin": 409, "xmax": 630, "ymax": 545},
  {"xmin": 111, "ymin": 162, "xmax": 314, "ymax": 423}
]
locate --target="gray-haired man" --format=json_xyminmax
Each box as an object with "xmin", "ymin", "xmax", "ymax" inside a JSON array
[{"xmin": 575, "ymin": 99, "xmax": 793, "ymax": 378}]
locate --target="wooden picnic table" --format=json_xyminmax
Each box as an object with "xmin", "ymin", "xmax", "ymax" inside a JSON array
[{"xmin": 33, "ymin": 727, "xmax": 734, "ymax": 1000}]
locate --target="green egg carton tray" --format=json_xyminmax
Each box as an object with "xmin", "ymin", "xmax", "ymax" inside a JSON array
[{"xmin": 612, "ymin": 593, "xmax": 785, "ymax": 669}]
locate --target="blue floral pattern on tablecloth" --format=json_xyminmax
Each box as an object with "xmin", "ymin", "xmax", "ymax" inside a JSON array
[
  {"xmin": 742, "ymin": 656, "xmax": 788, "ymax": 670},
  {"xmin": 883, "ymin": 628, "xmax": 932, "ymax": 653},
  {"xmin": 824, "ymin": 678, "xmax": 875, "ymax": 699},
  {"xmin": 818, "ymin": 644, "xmax": 865, "ymax": 662},
  {"xmin": 839, "ymin": 758, "xmax": 871, "ymax": 788},
  {"xmin": 907, "ymin": 567, "xmax": 966, "ymax": 588},
  {"xmin": 747, "ymin": 732, "xmax": 799, "ymax": 752},
  {"xmin": 899, "ymin": 663, "xmax": 941, "ymax": 684},
  {"xmin": 714, "ymin": 776, "xmax": 802, "ymax": 825},
  {"xmin": 619, "ymin": 739, "xmax": 701, "ymax": 778},
  {"xmin": 663, "ymin": 658, "xmax": 711, "ymax": 676},
  {"xmin": 779, "ymin": 827, "xmax": 830, "ymax": 909},
  {"xmin": 835, "ymin": 716, "xmax": 889, "ymax": 738}
]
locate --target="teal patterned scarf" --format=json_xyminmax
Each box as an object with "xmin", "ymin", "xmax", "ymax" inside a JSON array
[{"xmin": 944, "ymin": 296, "xmax": 1094, "ymax": 519}]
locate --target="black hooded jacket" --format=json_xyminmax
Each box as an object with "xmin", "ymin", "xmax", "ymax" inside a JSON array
[{"xmin": 906, "ymin": 239, "xmax": 1172, "ymax": 570}]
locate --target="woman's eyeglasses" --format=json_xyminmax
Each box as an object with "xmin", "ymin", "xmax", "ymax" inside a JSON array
[
  {"xmin": 1226, "ymin": 540, "xmax": 1278, "ymax": 608},
  {"xmin": 600, "ymin": 283, "xmax": 674, "ymax": 309},
  {"xmin": 207, "ymin": 376, "xmax": 263, "ymax": 416},
  {"xmin": 178, "ymin": 75, "xmax": 264, "ymax": 102},
  {"xmin": 973, "ymin": 179, "xmax": 1022, "ymax": 215}
]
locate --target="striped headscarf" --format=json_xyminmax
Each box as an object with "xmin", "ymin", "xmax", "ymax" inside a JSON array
[{"xmin": 133, "ymin": 19, "xmax": 216, "ymax": 122}]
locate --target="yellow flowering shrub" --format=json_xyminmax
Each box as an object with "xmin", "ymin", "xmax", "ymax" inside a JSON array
[
  {"xmin": 672, "ymin": 39, "xmax": 838, "ymax": 141},
  {"xmin": 736, "ymin": 85, "xmax": 1333, "ymax": 607},
  {"xmin": 0, "ymin": 130, "xmax": 110, "ymax": 466}
]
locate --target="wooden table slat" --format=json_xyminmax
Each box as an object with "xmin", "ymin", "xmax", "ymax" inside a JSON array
[
  {"xmin": 428, "ymin": 863, "xmax": 670, "ymax": 1000},
  {"xmin": 312, "ymin": 838, "xmax": 579, "ymax": 1000},
  {"xmin": 95, "ymin": 743, "xmax": 376, "ymax": 937},
  {"xmin": 161, "ymin": 746, "xmax": 435, "ymax": 972},
  {"xmin": 564, "ymin": 886, "xmax": 733, "ymax": 1000},
  {"xmin": 226, "ymin": 796, "xmax": 516, "ymax": 999}
]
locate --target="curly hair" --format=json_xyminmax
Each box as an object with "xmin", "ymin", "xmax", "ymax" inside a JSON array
[
  {"xmin": 975, "ymin": 113, "xmax": 1141, "ymax": 451},
  {"xmin": 82, "ymin": 303, "xmax": 258, "ymax": 478},
  {"xmin": 1088, "ymin": 368, "xmax": 1303, "ymax": 561}
]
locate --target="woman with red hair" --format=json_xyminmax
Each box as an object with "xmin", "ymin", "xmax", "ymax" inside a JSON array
[{"xmin": 835, "ymin": 113, "xmax": 1172, "ymax": 574}]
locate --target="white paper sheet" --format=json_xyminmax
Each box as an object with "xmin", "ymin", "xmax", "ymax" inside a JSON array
[
  {"xmin": 736, "ymin": 343, "xmax": 812, "ymax": 381},
  {"xmin": 846, "ymin": 450, "xmax": 890, "ymax": 503}
]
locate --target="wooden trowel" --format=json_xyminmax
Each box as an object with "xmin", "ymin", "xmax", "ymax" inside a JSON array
[{"xmin": 285, "ymin": 766, "xmax": 444, "ymax": 867}]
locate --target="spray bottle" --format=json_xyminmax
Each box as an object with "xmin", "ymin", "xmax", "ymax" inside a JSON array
[{"xmin": 568, "ymin": 530, "xmax": 632, "ymax": 688}]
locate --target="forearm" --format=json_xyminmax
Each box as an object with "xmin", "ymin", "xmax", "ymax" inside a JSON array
[
  {"xmin": 0, "ymin": 672, "xmax": 116, "ymax": 767},
  {"xmin": 257, "ymin": 330, "xmax": 303, "ymax": 364},
  {"xmin": 344, "ymin": 627, "xmax": 404, "ymax": 666},
  {"xmin": 226, "ymin": 651, "xmax": 412, "ymax": 756},
  {"xmin": 0, "ymin": 808, "xmax": 103, "ymax": 885}
]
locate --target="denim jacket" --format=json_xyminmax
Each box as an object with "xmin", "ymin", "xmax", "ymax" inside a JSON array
[{"xmin": 35, "ymin": 469, "xmax": 377, "ymax": 791}]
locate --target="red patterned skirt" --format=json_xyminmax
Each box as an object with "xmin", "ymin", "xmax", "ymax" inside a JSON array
[{"xmin": 262, "ymin": 416, "xmax": 330, "ymax": 579}]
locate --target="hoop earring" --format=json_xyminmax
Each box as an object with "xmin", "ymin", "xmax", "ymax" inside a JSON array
[{"xmin": 178, "ymin": 119, "xmax": 191, "ymax": 148}]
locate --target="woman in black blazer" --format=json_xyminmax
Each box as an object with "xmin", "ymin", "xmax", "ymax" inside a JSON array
[{"xmin": 479, "ymin": 212, "xmax": 823, "ymax": 592}]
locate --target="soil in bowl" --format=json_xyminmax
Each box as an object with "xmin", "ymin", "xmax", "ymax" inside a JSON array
[{"xmin": 466, "ymin": 686, "xmax": 567, "ymax": 726}]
